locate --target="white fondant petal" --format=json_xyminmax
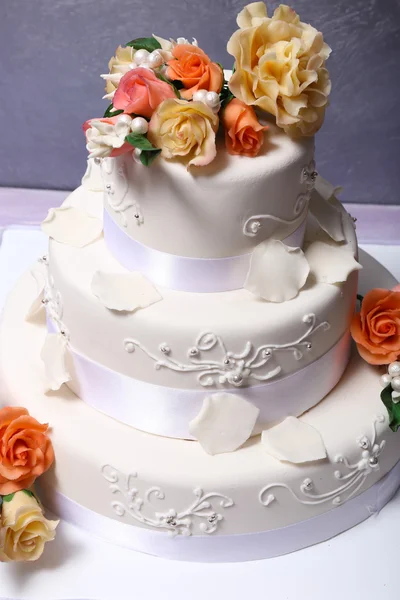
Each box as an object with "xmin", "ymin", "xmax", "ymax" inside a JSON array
[
  {"xmin": 41, "ymin": 206, "xmax": 103, "ymax": 248},
  {"xmin": 309, "ymin": 176, "xmax": 345, "ymax": 242},
  {"xmin": 81, "ymin": 158, "xmax": 104, "ymax": 192},
  {"xmin": 91, "ymin": 271, "xmax": 162, "ymax": 312},
  {"xmin": 25, "ymin": 269, "xmax": 45, "ymax": 321},
  {"xmin": 245, "ymin": 239, "xmax": 310, "ymax": 303},
  {"xmin": 189, "ymin": 393, "xmax": 259, "ymax": 455},
  {"xmin": 305, "ymin": 241, "xmax": 362, "ymax": 284},
  {"xmin": 261, "ymin": 416, "xmax": 327, "ymax": 464},
  {"xmin": 40, "ymin": 333, "xmax": 71, "ymax": 392}
]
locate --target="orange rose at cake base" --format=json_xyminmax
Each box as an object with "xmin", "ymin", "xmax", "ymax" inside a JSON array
[
  {"xmin": 0, "ymin": 406, "xmax": 58, "ymax": 563},
  {"xmin": 351, "ymin": 289, "xmax": 400, "ymax": 365}
]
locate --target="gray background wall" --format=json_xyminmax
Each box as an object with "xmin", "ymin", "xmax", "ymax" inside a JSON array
[{"xmin": 1, "ymin": 0, "xmax": 400, "ymax": 204}]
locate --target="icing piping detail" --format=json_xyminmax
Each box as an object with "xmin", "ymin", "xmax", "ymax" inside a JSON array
[
  {"xmin": 124, "ymin": 314, "xmax": 330, "ymax": 387},
  {"xmin": 259, "ymin": 415, "xmax": 386, "ymax": 508},
  {"xmin": 243, "ymin": 210, "xmax": 306, "ymax": 238},
  {"xmin": 101, "ymin": 464, "xmax": 234, "ymax": 536},
  {"xmin": 102, "ymin": 159, "xmax": 143, "ymax": 227},
  {"xmin": 244, "ymin": 159, "xmax": 317, "ymax": 238}
]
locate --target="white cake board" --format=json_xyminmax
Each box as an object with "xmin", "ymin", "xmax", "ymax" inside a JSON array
[{"xmin": 0, "ymin": 229, "xmax": 400, "ymax": 600}]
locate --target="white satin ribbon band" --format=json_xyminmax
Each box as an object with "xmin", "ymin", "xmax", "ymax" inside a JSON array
[
  {"xmin": 103, "ymin": 208, "xmax": 307, "ymax": 293},
  {"xmin": 37, "ymin": 459, "xmax": 400, "ymax": 563},
  {"xmin": 48, "ymin": 318, "xmax": 350, "ymax": 440}
]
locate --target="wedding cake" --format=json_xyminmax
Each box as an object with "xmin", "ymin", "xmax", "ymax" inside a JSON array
[{"xmin": 1, "ymin": 2, "xmax": 400, "ymax": 563}]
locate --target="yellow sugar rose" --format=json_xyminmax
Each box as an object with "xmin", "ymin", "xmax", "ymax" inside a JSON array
[
  {"xmin": 104, "ymin": 45, "xmax": 135, "ymax": 95},
  {"xmin": 148, "ymin": 98, "xmax": 219, "ymax": 167},
  {"xmin": 0, "ymin": 490, "xmax": 58, "ymax": 562},
  {"xmin": 227, "ymin": 3, "xmax": 331, "ymax": 137}
]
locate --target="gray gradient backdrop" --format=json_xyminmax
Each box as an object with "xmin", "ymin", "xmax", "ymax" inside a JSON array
[{"xmin": 2, "ymin": 0, "xmax": 400, "ymax": 203}]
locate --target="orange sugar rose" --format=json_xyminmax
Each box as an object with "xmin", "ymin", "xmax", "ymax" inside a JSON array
[
  {"xmin": 0, "ymin": 407, "xmax": 54, "ymax": 495},
  {"xmin": 166, "ymin": 44, "xmax": 223, "ymax": 100},
  {"xmin": 351, "ymin": 288, "xmax": 400, "ymax": 365},
  {"xmin": 222, "ymin": 98, "xmax": 268, "ymax": 157}
]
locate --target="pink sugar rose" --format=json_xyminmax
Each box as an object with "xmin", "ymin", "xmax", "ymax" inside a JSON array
[{"xmin": 113, "ymin": 67, "xmax": 176, "ymax": 119}]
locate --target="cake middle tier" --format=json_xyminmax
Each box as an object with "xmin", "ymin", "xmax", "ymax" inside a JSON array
[{"xmin": 42, "ymin": 185, "xmax": 358, "ymax": 438}]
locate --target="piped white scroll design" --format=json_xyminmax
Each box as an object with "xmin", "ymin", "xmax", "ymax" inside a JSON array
[
  {"xmin": 259, "ymin": 415, "xmax": 386, "ymax": 508},
  {"xmin": 101, "ymin": 464, "xmax": 234, "ymax": 536},
  {"xmin": 102, "ymin": 158, "xmax": 142, "ymax": 227},
  {"xmin": 124, "ymin": 314, "xmax": 330, "ymax": 388},
  {"xmin": 243, "ymin": 159, "xmax": 317, "ymax": 238}
]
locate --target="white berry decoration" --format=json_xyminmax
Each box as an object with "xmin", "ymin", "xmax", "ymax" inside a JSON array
[
  {"xmin": 131, "ymin": 117, "xmax": 149, "ymax": 135},
  {"xmin": 148, "ymin": 50, "xmax": 164, "ymax": 69},
  {"xmin": 132, "ymin": 147, "xmax": 143, "ymax": 164},
  {"xmin": 134, "ymin": 49, "xmax": 150, "ymax": 65},
  {"xmin": 205, "ymin": 91, "xmax": 221, "ymax": 112},
  {"xmin": 380, "ymin": 373, "xmax": 393, "ymax": 388},
  {"xmin": 193, "ymin": 89, "xmax": 208, "ymax": 103},
  {"xmin": 388, "ymin": 362, "xmax": 400, "ymax": 377},
  {"xmin": 392, "ymin": 376, "xmax": 400, "ymax": 392}
]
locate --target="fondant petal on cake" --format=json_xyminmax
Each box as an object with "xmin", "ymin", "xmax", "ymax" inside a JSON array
[
  {"xmin": 261, "ymin": 416, "xmax": 327, "ymax": 464},
  {"xmin": 305, "ymin": 241, "xmax": 362, "ymax": 284},
  {"xmin": 309, "ymin": 176, "xmax": 345, "ymax": 242},
  {"xmin": 245, "ymin": 239, "xmax": 310, "ymax": 303},
  {"xmin": 81, "ymin": 158, "xmax": 104, "ymax": 193},
  {"xmin": 25, "ymin": 269, "xmax": 46, "ymax": 321},
  {"xmin": 189, "ymin": 393, "xmax": 259, "ymax": 455},
  {"xmin": 40, "ymin": 333, "xmax": 71, "ymax": 392},
  {"xmin": 91, "ymin": 271, "xmax": 162, "ymax": 312},
  {"xmin": 41, "ymin": 206, "xmax": 103, "ymax": 248}
]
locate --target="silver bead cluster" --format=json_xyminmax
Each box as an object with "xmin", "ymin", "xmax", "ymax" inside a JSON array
[{"xmin": 159, "ymin": 344, "xmax": 171, "ymax": 355}]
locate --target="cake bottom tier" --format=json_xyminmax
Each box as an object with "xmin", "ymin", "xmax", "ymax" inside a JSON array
[{"xmin": 1, "ymin": 268, "xmax": 400, "ymax": 562}]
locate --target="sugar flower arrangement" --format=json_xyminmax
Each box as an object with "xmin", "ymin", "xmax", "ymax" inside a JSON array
[
  {"xmin": 83, "ymin": 2, "xmax": 331, "ymax": 168},
  {"xmin": 350, "ymin": 285, "xmax": 400, "ymax": 432},
  {"xmin": 0, "ymin": 406, "xmax": 58, "ymax": 563}
]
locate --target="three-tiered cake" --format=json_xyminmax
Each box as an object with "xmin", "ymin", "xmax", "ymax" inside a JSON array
[{"xmin": 1, "ymin": 2, "xmax": 400, "ymax": 562}]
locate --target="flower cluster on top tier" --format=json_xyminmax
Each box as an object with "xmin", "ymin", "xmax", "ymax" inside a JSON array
[
  {"xmin": 0, "ymin": 406, "xmax": 58, "ymax": 563},
  {"xmin": 83, "ymin": 3, "xmax": 331, "ymax": 168}
]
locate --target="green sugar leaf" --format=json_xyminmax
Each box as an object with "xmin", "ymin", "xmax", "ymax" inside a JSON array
[
  {"xmin": 2, "ymin": 493, "xmax": 15, "ymax": 503},
  {"xmin": 381, "ymin": 385, "xmax": 400, "ymax": 432},
  {"xmin": 139, "ymin": 149, "xmax": 162, "ymax": 167},
  {"xmin": 103, "ymin": 104, "xmax": 124, "ymax": 119},
  {"xmin": 125, "ymin": 133, "xmax": 159, "ymax": 152},
  {"xmin": 126, "ymin": 37, "xmax": 161, "ymax": 53}
]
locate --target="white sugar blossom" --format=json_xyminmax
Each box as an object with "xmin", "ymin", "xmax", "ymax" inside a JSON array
[{"xmin": 85, "ymin": 115, "xmax": 132, "ymax": 159}]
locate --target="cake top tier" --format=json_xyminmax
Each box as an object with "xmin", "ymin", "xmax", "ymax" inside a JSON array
[{"xmin": 83, "ymin": 2, "xmax": 331, "ymax": 169}]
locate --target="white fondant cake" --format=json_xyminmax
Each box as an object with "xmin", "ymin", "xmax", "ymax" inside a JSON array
[{"xmin": 2, "ymin": 2, "xmax": 400, "ymax": 565}]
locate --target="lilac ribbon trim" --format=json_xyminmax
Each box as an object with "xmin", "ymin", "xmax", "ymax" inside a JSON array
[
  {"xmin": 103, "ymin": 208, "xmax": 307, "ymax": 293},
  {"xmin": 37, "ymin": 459, "xmax": 400, "ymax": 563},
  {"xmin": 48, "ymin": 318, "xmax": 350, "ymax": 439}
]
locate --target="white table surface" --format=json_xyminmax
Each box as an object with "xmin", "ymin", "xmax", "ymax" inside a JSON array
[{"xmin": 0, "ymin": 228, "xmax": 400, "ymax": 600}]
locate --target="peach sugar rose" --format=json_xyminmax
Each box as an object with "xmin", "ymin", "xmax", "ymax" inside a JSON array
[
  {"xmin": 0, "ymin": 407, "xmax": 54, "ymax": 495},
  {"xmin": 113, "ymin": 67, "xmax": 176, "ymax": 119},
  {"xmin": 166, "ymin": 45, "xmax": 223, "ymax": 100},
  {"xmin": 351, "ymin": 289, "xmax": 400, "ymax": 365},
  {"xmin": 148, "ymin": 98, "xmax": 219, "ymax": 167},
  {"xmin": 222, "ymin": 98, "xmax": 268, "ymax": 157}
]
